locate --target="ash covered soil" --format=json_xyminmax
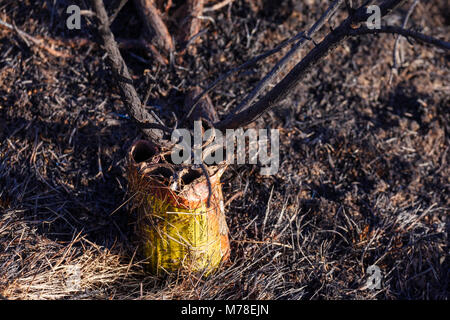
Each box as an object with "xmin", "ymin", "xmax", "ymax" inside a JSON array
[{"xmin": 0, "ymin": 0, "xmax": 448, "ymax": 299}]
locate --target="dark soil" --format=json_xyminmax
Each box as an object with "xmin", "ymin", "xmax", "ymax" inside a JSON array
[{"xmin": 0, "ymin": 0, "xmax": 448, "ymax": 299}]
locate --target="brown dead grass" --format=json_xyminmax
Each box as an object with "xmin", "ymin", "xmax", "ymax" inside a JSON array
[{"xmin": 0, "ymin": 0, "xmax": 448, "ymax": 299}]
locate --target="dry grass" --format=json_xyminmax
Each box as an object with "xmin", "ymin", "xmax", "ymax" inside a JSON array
[{"xmin": 0, "ymin": 0, "xmax": 448, "ymax": 299}]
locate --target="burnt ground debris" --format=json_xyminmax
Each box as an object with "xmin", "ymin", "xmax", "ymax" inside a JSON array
[{"xmin": 0, "ymin": 0, "xmax": 448, "ymax": 299}]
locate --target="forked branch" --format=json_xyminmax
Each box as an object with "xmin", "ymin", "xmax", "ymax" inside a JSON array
[
  {"xmin": 215, "ymin": 0, "xmax": 449, "ymax": 130},
  {"xmin": 228, "ymin": 0, "xmax": 345, "ymax": 117},
  {"xmin": 91, "ymin": 0, "xmax": 448, "ymax": 145},
  {"xmin": 91, "ymin": 0, "xmax": 168, "ymax": 144}
]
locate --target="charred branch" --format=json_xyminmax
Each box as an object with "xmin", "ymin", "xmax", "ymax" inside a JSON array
[
  {"xmin": 215, "ymin": 0, "xmax": 448, "ymax": 130},
  {"xmin": 91, "ymin": 0, "xmax": 169, "ymax": 144},
  {"xmin": 133, "ymin": 0, "xmax": 174, "ymax": 53}
]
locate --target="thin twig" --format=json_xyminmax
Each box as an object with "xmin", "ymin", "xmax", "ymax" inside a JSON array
[
  {"xmin": 215, "ymin": 0, "xmax": 448, "ymax": 130},
  {"xmin": 203, "ymin": 0, "xmax": 235, "ymax": 13},
  {"xmin": 198, "ymin": 163, "xmax": 212, "ymax": 208},
  {"xmin": 350, "ymin": 26, "xmax": 450, "ymax": 50},
  {"xmin": 392, "ymin": 0, "xmax": 420, "ymax": 70},
  {"xmin": 345, "ymin": 0, "xmax": 354, "ymax": 13},
  {"xmin": 109, "ymin": 0, "xmax": 129, "ymax": 26},
  {"xmin": 228, "ymin": 0, "xmax": 345, "ymax": 117},
  {"xmin": 0, "ymin": 18, "xmax": 69, "ymax": 58},
  {"xmin": 116, "ymin": 38, "xmax": 168, "ymax": 65}
]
